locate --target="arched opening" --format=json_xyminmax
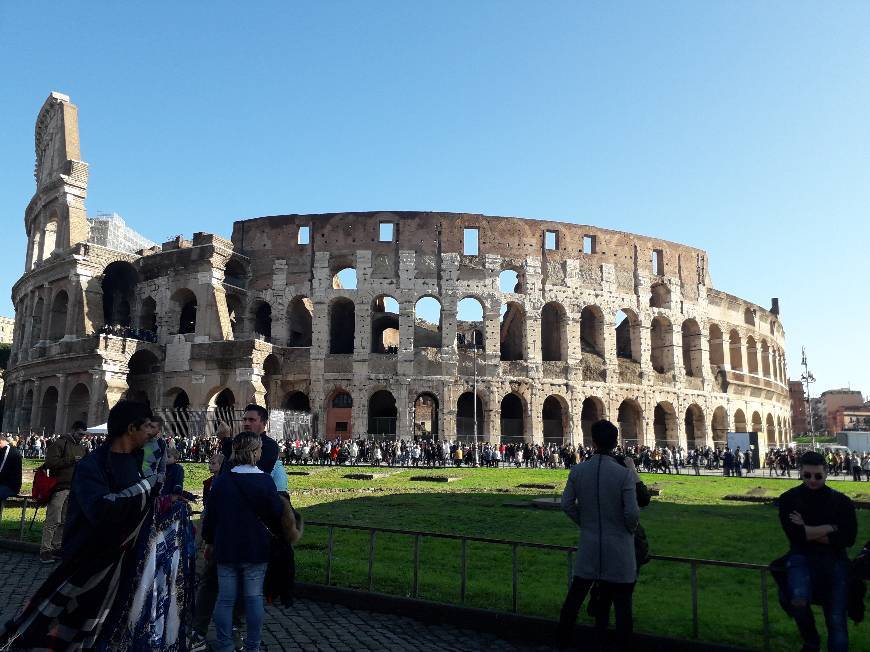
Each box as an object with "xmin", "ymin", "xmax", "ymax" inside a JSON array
[
  {"xmin": 500, "ymin": 302, "xmax": 525, "ymax": 361},
  {"xmin": 734, "ymin": 409, "xmax": 747, "ymax": 433},
  {"xmin": 48, "ymin": 291, "xmax": 68, "ymax": 341},
  {"xmin": 456, "ymin": 392, "xmax": 484, "ymax": 440},
  {"xmin": 457, "ymin": 297, "xmax": 485, "ymax": 351},
  {"xmin": 224, "ymin": 259, "xmax": 248, "ymax": 289},
  {"xmin": 709, "ymin": 324, "xmax": 725, "ymax": 366},
  {"xmin": 66, "ymin": 383, "xmax": 90, "ymax": 430},
  {"xmin": 287, "ymin": 296, "xmax": 313, "ymax": 347},
  {"xmin": 225, "ymin": 294, "xmax": 244, "ymax": 339},
  {"xmin": 329, "ymin": 298, "xmax": 356, "ymax": 354},
  {"xmin": 766, "ymin": 414, "xmax": 776, "ymax": 445},
  {"xmin": 684, "ymin": 404, "xmax": 706, "ymax": 449},
  {"xmin": 542, "ymin": 395, "xmax": 568, "ymax": 445},
  {"xmin": 333, "ymin": 267, "xmax": 357, "ymax": 289},
  {"xmin": 414, "ymin": 296, "xmax": 442, "ymax": 348},
  {"xmin": 617, "ymin": 399, "xmax": 643, "ymax": 446},
  {"xmin": 172, "ymin": 289, "xmax": 197, "ymax": 335},
  {"xmin": 751, "ymin": 411, "xmax": 763, "ymax": 434},
  {"xmin": 371, "ymin": 295, "xmax": 400, "ymax": 354},
  {"xmin": 580, "ymin": 305, "xmax": 605, "ymax": 357},
  {"xmin": 326, "ymin": 390, "xmax": 353, "ymax": 439},
  {"xmin": 21, "ymin": 390, "xmax": 34, "ymax": 431},
  {"xmin": 581, "ymin": 396, "xmax": 604, "ymax": 447},
  {"xmin": 126, "ymin": 349, "xmax": 160, "ymax": 407},
  {"xmin": 252, "ymin": 301, "xmax": 272, "ymax": 341},
  {"xmin": 213, "ymin": 388, "xmax": 236, "ymax": 428},
  {"xmin": 101, "ymin": 261, "xmax": 139, "ymax": 328},
  {"xmin": 368, "ymin": 390, "xmax": 397, "ymax": 436},
  {"xmin": 729, "ymin": 330, "xmax": 743, "ymax": 370},
  {"xmin": 541, "ymin": 302, "xmax": 567, "ymax": 361},
  {"xmin": 615, "ymin": 309, "xmax": 641, "ymax": 362},
  {"xmin": 413, "ymin": 393, "xmax": 439, "ymax": 439},
  {"xmin": 139, "ymin": 296, "xmax": 157, "ymax": 333},
  {"xmin": 744, "ymin": 307, "xmax": 756, "ymax": 326},
  {"xmin": 746, "ymin": 336, "xmax": 759, "ymax": 375},
  {"xmin": 649, "ymin": 283, "xmax": 671, "ymax": 310},
  {"xmin": 284, "ymin": 391, "xmax": 311, "ymax": 412},
  {"xmin": 500, "ymin": 393, "xmax": 525, "ymax": 442},
  {"xmin": 712, "ymin": 406, "xmax": 729, "ymax": 445},
  {"xmin": 681, "ymin": 319, "xmax": 702, "ymax": 377},
  {"xmin": 777, "ymin": 416, "xmax": 784, "ymax": 443},
  {"xmin": 40, "ymin": 386, "xmax": 59, "ymax": 431},
  {"xmin": 499, "ymin": 268, "xmax": 523, "ymax": 293},
  {"xmin": 262, "ymin": 354, "xmax": 281, "ymax": 408},
  {"xmin": 653, "ymin": 402, "xmax": 677, "ymax": 447},
  {"xmin": 761, "ymin": 340, "xmax": 771, "ymax": 378},
  {"xmin": 167, "ymin": 389, "xmax": 191, "ymax": 437},
  {"xmin": 650, "ymin": 316, "xmax": 674, "ymax": 373}
]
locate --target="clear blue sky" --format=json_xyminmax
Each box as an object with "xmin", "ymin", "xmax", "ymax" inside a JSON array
[{"xmin": 1, "ymin": 2, "xmax": 868, "ymax": 398}]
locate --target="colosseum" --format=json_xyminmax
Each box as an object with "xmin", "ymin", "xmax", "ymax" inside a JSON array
[{"xmin": 2, "ymin": 92, "xmax": 793, "ymax": 448}]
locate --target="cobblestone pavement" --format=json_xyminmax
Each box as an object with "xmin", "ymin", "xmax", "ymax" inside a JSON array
[{"xmin": 0, "ymin": 548, "xmax": 557, "ymax": 651}]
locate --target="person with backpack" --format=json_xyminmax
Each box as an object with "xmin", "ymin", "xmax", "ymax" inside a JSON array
[{"xmin": 39, "ymin": 421, "xmax": 88, "ymax": 563}]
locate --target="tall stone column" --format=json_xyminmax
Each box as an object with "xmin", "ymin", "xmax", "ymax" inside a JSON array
[
  {"xmin": 54, "ymin": 374, "xmax": 69, "ymax": 434},
  {"xmin": 29, "ymin": 379, "xmax": 42, "ymax": 432}
]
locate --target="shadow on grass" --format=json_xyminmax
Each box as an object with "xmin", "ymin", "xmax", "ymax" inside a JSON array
[{"xmin": 293, "ymin": 492, "xmax": 869, "ymax": 652}]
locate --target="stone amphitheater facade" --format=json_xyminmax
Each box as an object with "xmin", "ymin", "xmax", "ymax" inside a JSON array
[{"xmin": 3, "ymin": 93, "xmax": 793, "ymax": 448}]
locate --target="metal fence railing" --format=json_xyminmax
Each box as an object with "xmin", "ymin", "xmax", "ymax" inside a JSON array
[
  {"xmin": 304, "ymin": 521, "xmax": 774, "ymax": 652},
  {"xmin": 0, "ymin": 505, "xmax": 774, "ymax": 650}
]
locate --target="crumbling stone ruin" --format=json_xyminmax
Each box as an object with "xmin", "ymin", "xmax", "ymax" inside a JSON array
[{"xmin": 3, "ymin": 93, "xmax": 793, "ymax": 447}]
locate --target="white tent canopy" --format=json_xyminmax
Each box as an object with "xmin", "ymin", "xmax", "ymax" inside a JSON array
[{"xmin": 86, "ymin": 423, "xmax": 108, "ymax": 434}]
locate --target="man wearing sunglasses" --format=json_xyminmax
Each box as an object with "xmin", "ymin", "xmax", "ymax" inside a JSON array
[{"xmin": 778, "ymin": 451, "xmax": 857, "ymax": 652}]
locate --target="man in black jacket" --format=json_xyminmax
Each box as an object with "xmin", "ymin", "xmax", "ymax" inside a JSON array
[
  {"xmin": 0, "ymin": 435, "xmax": 22, "ymax": 503},
  {"xmin": 778, "ymin": 450, "xmax": 857, "ymax": 652}
]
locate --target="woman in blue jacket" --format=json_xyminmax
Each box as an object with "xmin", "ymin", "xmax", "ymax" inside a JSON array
[{"xmin": 203, "ymin": 431, "xmax": 283, "ymax": 652}]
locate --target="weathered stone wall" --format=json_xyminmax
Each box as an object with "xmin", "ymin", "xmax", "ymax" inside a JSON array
[{"xmin": 3, "ymin": 94, "xmax": 792, "ymax": 448}]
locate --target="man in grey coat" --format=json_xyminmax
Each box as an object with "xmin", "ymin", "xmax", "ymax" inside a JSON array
[{"xmin": 558, "ymin": 420, "xmax": 640, "ymax": 650}]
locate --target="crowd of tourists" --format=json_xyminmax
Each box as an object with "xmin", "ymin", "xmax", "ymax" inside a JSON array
[
  {"xmin": 1, "ymin": 415, "xmax": 869, "ymax": 650},
  {"xmin": 12, "ymin": 428, "xmax": 870, "ymax": 482}
]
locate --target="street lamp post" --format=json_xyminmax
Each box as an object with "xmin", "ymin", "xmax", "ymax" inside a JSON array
[{"xmin": 801, "ymin": 347, "xmax": 816, "ymax": 449}]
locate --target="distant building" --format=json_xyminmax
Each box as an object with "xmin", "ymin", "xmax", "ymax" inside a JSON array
[
  {"xmin": 87, "ymin": 212, "xmax": 155, "ymax": 254},
  {"xmin": 820, "ymin": 388, "xmax": 865, "ymax": 435},
  {"xmin": 789, "ymin": 380, "xmax": 808, "ymax": 435},
  {"xmin": 835, "ymin": 404, "xmax": 870, "ymax": 432},
  {"xmin": 0, "ymin": 317, "xmax": 14, "ymax": 344}
]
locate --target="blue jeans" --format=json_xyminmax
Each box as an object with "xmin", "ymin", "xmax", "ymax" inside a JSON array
[
  {"xmin": 786, "ymin": 553, "xmax": 849, "ymax": 652},
  {"xmin": 214, "ymin": 562, "xmax": 268, "ymax": 652}
]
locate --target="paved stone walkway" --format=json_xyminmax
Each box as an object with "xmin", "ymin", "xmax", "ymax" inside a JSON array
[{"xmin": 0, "ymin": 548, "xmax": 556, "ymax": 651}]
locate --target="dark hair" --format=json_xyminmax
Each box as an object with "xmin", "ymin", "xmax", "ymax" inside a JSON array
[
  {"xmin": 70, "ymin": 421, "xmax": 86, "ymax": 431},
  {"xmin": 244, "ymin": 404, "xmax": 268, "ymax": 423},
  {"xmin": 799, "ymin": 451, "xmax": 825, "ymax": 467},
  {"xmin": 150, "ymin": 415, "xmax": 164, "ymax": 427},
  {"xmin": 591, "ymin": 420, "xmax": 619, "ymax": 452},
  {"xmin": 106, "ymin": 400, "xmax": 153, "ymax": 440}
]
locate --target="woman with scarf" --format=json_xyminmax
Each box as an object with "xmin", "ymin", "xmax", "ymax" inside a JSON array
[{"xmin": 1, "ymin": 400, "xmax": 196, "ymax": 651}]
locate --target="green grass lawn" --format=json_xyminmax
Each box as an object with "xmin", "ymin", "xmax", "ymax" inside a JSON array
[{"xmin": 8, "ymin": 460, "xmax": 870, "ymax": 651}]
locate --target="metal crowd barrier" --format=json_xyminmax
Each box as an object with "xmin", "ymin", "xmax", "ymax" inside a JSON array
[{"xmin": 305, "ymin": 520, "xmax": 773, "ymax": 652}]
